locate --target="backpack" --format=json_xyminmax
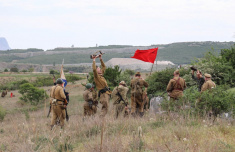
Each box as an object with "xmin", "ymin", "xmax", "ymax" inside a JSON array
[{"xmin": 131, "ymin": 78, "xmax": 143, "ymax": 97}]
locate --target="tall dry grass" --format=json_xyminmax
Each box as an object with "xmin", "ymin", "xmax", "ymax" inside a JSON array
[
  {"xmin": 0, "ymin": 98, "xmax": 235, "ymax": 152},
  {"xmin": 0, "ymin": 80, "xmax": 235, "ymax": 152}
]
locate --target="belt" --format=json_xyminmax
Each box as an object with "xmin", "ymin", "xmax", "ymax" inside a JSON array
[{"xmin": 174, "ymin": 89, "xmax": 183, "ymax": 91}]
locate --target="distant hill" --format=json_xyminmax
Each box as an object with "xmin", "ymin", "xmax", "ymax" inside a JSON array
[
  {"xmin": 0, "ymin": 41, "xmax": 234, "ymax": 65},
  {"xmin": 0, "ymin": 37, "xmax": 11, "ymax": 50}
]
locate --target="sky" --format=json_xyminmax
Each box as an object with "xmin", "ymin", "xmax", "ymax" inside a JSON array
[{"xmin": 0, "ymin": 0, "xmax": 235, "ymax": 50}]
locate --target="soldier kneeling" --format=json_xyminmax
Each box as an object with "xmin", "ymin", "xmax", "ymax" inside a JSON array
[{"xmin": 83, "ymin": 83, "xmax": 98, "ymax": 117}]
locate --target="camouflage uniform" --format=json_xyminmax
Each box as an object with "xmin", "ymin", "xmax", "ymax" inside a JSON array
[
  {"xmin": 130, "ymin": 76, "xmax": 148, "ymax": 116},
  {"xmin": 92, "ymin": 59, "xmax": 111, "ymax": 117},
  {"xmin": 112, "ymin": 83, "xmax": 129, "ymax": 118},
  {"xmin": 83, "ymin": 89, "xmax": 97, "ymax": 116},
  {"xmin": 50, "ymin": 85, "xmax": 66, "ymax": 128}
]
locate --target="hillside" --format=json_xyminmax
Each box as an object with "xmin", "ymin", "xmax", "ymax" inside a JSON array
[{"xmin": 0, "ymin": 41, "xmax": 234, "ymax": 65}]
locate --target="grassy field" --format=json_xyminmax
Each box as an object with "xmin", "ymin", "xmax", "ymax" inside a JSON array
[{"xmin": 0, "ymin": 79, "xmax": 235, "ymax": 152}]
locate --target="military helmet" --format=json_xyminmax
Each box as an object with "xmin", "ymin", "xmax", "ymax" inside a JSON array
[
  {"xmin": 85, "ymin": 83, "xmax": 93, "ymax": 89},
  {"xmin": 119, "ymin": 81, "xmax": 127, "ymax": 86},
  {"xmin": 56, "ymin": 78, "xmax": 64, "ymax": 84},
  {"xmin": 204, "ymin": 73, "xmax": 211, "ymax": 78}
]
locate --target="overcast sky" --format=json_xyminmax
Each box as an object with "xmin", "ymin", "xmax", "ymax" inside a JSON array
[{"xmin": 0, "ymin": 0, "xmax": 234, "ymax": 50}]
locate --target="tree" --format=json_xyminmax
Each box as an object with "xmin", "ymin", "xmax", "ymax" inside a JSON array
[
  {"xmin": 4, "ymin": 69, "xmax": 8, "ymax": 72},
  {"xmin": 19, "ymin": 83, "xmax": 48, "ymax": 105},
  {"xmin": 104, "ymin": 65, "xmax": 122, "ymax": 87},
  {"xmin": 10, "ymin": 67, "xmax": 19, "ymax": 72},
  {"xmin": 28, "ymin": 68, "xmax": 34, "ymax": 72}
]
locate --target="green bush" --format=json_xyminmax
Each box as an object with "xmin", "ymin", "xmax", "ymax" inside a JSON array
[
  {"xmin": 191, "ymin": 49, "xmax": 235, "ymax": 87},
  {"xmin": 4, "ymin": 69, "xmax": 8, "ymax": 72},
  {"xmin": 0, "ymin": 105, "xmax": 6, "ymax": 122},
  {"xmin": 198, "ymin": 86, "xmax": 234, "ymax": 117},
  {"xmin": 0, "ymin": 79, "xmax": 29, "ymax": 90},
  {"xmin": 19, "ymin": 83, "xmax": 48, "ymax": 105}
]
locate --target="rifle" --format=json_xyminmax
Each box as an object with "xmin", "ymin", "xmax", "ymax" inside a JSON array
[
  {"xmin": 90, "ymin": 51, "xmax": 105, "ymax": 59},
  {"xmin": 65, "ymin": 108, "xmax": 69, "ymax": 121},
  {"xmin": 47, "ymin": 105, "xmax": 51, "ymax": 117},
  {"xmin": 116, "ymin": 90, "xmax": 128, "ymax": 106}
]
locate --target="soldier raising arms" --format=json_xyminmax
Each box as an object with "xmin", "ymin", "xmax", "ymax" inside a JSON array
[{"xmin": 92, "ymin": 54, "xmax": 111, "ymax": 117}]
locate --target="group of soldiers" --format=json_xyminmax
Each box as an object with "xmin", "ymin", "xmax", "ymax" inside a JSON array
[
  {"xmin": 166, "ymin": 68, "xmax": 216, "ymax": 101},
  {"xmin": 49, "ymin": 54, "xmax": 216, "ymax": 129}
]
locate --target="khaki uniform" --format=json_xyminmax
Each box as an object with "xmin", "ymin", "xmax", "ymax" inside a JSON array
[
  {"xmin": 83, "ymin": 89, "xmax": 97, "ymax": 116},
  {"xmin": 93, "ymin": 59, "xmax": 111, "ymax": 117},
  {"xmin": 50, "ymin": 85, "xmax": 66, "ymax": 127},
  {"xmin": 166, "ymin": 76, "xmax": 186, "ymax": 100},
  {"xmin": 130, "ymin": 77, "xmax": 148, "ymax": 115},
  {"xmin": 201, "ymin": 80, "xmax": 216, "ymax": 92},
  {"xmin": 112, "ymin": 85, "xmax": 129, "ymax": 118}
]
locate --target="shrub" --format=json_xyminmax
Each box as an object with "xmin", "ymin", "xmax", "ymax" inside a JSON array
[
  {"xmin": 198, "ymin": 86, "xmax": 234, "ymax": 117},
  {"xmin": 49, "ymin": 69, "xmax": 59, "ymax": 75},
  {"xmin": 4, "ymin": 69, "xmax": 8, "ymax": 72},
  {"xmin": 10, "ymin": 67, "xmax": 19, "ymax": 72},
  {"xmin": 19, "ymin": 83, "xmax": 48, "ymax": 105}
]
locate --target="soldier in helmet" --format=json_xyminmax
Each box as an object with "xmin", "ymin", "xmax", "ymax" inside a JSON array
[
  {"xmin": 130, "ymin": 72, "xmax": 148, "ymax": 117},
  {"xmin": 50, "ymin": 78, "xmax": 67, "ymax": 129},
  {"xmin": 92, "ymin": 54, "xmax": 111, "ymax": 117},
  {"xmin": 83, "ymin": 83, "xmax": 98, "ymax": 117},
  {"xmin": 112, "ymin": 81, "xmax": 129, "ymax": 118},
  {"xmin": 166, "ymin": 69, "xmax": 186, "ymax": 101},
  {"xmin": 201, "ymin": 73, "xmax": 216, "ymax": 92}
]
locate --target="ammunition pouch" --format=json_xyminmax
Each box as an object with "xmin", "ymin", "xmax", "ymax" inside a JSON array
[{"xmin": 88, "ymin": 100, "xmax": 93, "ymax": 109}]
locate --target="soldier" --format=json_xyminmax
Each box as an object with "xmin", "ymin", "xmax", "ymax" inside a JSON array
[
  {"xmin": 130, "ymin": 72, "xmax": 148, "ymax": 117},
  {"xmin": 83, "ymin": 83, "xmax": 98, "ymax": 117},
  {"xmin": 201, "ymin": 73, "xmax": 216, "ymax": 92},
  {"xmin": 50, "ymin": 78, "xmax": 67, "ymax": 130},
  {"xmin": 112, "ymin": 81, "xmax": 129, "ymax": 118},
  {"xmin": 192, "ymin": 69, "xmax": 205, "ymax": 91},
  {"xmin": 166, "ymin": 70, "xmax": 186, "ymax": 101},
  {"xmin": 92, "ymin": 54, "xmax": 111, "ymax": 117}
]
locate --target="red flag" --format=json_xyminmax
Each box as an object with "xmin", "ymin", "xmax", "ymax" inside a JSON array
[{"xmin": 131, "ymin": 48, "xmax": 158, "ymax": 63}]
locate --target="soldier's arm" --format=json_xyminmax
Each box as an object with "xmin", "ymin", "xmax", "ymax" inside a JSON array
[
  {"xmin": 201, "ymin": 82, "xmax": 208, "ymax": 92},
  {"xmin": 59, "ymin": 87, "xmax": 66, "ymax": 99},
  {"xmin": 143, "ymin": 80, "xmax": 148, "ymax": 93},
  {"xmin": 183, "ymin": 79, "xmax": 187, "ymax": 90},
  {"xmin": 50, "ymin": 86, "xmax": 54, "ymax": 98},
  {"xmin": 100, "ymin": 58, "xmax": 106, "ymax": 73},
  {"xmin": 92, "ymin": 59, "xmax": 98, "ymax": 78},
  {"xmin": 166, "ymin": 80, "xmax": 173, "ymax": 92}
]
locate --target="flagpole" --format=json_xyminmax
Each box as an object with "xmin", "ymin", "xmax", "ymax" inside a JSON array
[{"xmin": 150, "ymin": 63, "xmax": 154, "ymax": 75}]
